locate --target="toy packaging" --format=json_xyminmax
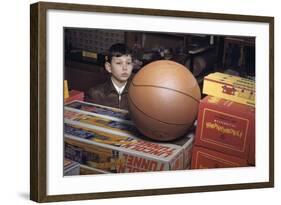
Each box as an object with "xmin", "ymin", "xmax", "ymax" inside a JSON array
[
  {"xmin": 79, "ymin": 164, "xmax": 111, "ymax": 175},
  {"xmin": 65, "ymin": 101, "xmax": 130, "ymax": 120},
  {"xmin": 203, "ymin": 72, "xmax": 255, "ymax": 107},
  {"xmin": 64, "ymin": 123, "xmax": 194, "ymax": 173},
  {"xmin": 64, "ymin": 159, "xmax": 80, "ymax": 176},
  {"xmin": 64, "ymin": 108, "xmax": 139, "ymax": 138},
  {"xmin": 194, "ymin": 96, "xmax": 255, "ymax": 161},
  {"xmin": 64, "ymin": 102, "xmax": 194, "ymax": 173},
  {"xmin": 64, "ymin": 90, "xmax": 85, "ymax": 104},
  {"xmin": 191, "ymin": 145, "xmax": 248, "ymax": 169}
]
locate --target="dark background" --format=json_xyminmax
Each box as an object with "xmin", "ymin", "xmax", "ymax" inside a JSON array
[{"xmin": 64, "ymin": 28, "xmax": 255, "ymax": 93}]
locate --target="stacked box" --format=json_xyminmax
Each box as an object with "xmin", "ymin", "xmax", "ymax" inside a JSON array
[
  {"xmin": 248, "ymin": 128, "xmax": 256, "ymax": 165},
  {"xmin": 191, "ymin": 95, "xmax": 255, "ymax": 169},
  {"xmin": 65, "ymin": 101, "xmax": 130, "ymax": 121},
  {"xmin": 195, "ymin": 96, "xmax": 255, "ymax": 159},
  {"xmin": 64, "ymin": 101, "xmax": 194, "ymax": 174},
  {"xmin": 64, "ymin": 109, "xmax": 139, "ymax": 139},
  {"xmin": 64, "ymin": 90, "xmax": 85, "ymax": 104},
  {"xmin": 64, "ymin": 123, "xmax": 194, "ymax": 173},
  {"xmin": 191, "ymin": 146, "xmax": 247, "ymax": 169},
  {"xmin": 64, "ymin": 159, "xmax": 80, "ymax": 176},
  {"xmin": 191, "ymin": 72, "xmax": 256, "ymax": 169},
  {"xmin": 80, "ymin": 164, "xmax": 111, "ymax": 175},
  {"xmin": 203, "ymin": 72, "xmax": 255, "ymax": 107}
]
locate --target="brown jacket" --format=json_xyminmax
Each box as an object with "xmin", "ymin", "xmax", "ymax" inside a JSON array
[{"xmin": 86, "ymin": 78, "xmax": 131, "ymax": 110}]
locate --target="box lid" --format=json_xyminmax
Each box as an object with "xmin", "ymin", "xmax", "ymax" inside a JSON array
[{"xmin": 204, "ymin": 72, "xmax": 255, "ymax": 92}]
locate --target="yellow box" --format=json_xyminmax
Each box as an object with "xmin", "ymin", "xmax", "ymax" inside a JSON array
[
  {"xmin": 82, "ymin": 50, "xmax": 98, "ymax": 59},
  {"xmin": 203, "ymin": 72, "xmax": 255, "ymax": 107},
  {"xmin": 64, "ymin": 80, "xmax": 69, "ymax": 99}
]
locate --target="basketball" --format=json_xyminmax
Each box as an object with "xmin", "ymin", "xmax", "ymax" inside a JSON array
[{"xmin": 128, "ymin": 60, "xmax": 201, "ymax": 141}]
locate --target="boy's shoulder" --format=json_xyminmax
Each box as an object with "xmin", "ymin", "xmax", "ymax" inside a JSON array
[
  {"xmin": 91, "ymin": 80, "xmax": 108, "ymax": 90},
  {"xmin": 89, "ymin": 79, "xmax": 114, "ymax": 96}
]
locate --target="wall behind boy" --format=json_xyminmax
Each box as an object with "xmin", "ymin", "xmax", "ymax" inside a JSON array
[{"xmin": 0, "ymin": 0, "xmax": 279, "ymax": 205}]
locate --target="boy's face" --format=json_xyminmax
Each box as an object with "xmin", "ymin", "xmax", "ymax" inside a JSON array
[{"xmin": 105, "ymin": 55, "xmax": 133, "ymax": 84}]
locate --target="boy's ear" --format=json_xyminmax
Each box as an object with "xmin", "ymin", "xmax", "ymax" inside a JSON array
[{"xmin": 104, "ymin": 62, "xmax": 112, "ymax": 73}]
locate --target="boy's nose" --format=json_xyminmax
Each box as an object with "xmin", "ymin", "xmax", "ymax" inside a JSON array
[{"xmin": 122, "ymin": 64, "xmax": 128, "ymax": 70}]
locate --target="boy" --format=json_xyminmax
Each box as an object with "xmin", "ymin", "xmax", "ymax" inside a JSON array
[{"xmin": 86, "ymin": 43, "xmax": 133, "ymax": 110}]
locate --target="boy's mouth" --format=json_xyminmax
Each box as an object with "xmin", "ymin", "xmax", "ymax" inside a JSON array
[{"xmin": 121, "ymin": 73, "xmax": 129, "ymax": 77}]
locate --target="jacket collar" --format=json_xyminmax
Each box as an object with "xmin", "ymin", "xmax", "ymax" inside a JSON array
[{"xmin": 104, "ymin": 78, "xmax": 130, "ymax": 96}]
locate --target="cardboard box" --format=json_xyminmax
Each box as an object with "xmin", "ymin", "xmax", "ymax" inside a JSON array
[
  {"xmin": 248, "ymin": 128, "xmax": 256, "ymax": 165},
  {"xmin": 64, "ymin": 159, "xmax": 80, "ymax": 176},
  {"xmin": 191, "ymin": 146, "xmax": 248, "ymax": 169},
  {"xmin": 172, "ymin": 133, "xmax": 194, "ymax": 169},
  {"xmin": 82, "ymin": 50, "xmax": 98, "ymax": 59},
  {"xmin": 64, "ymin": 101, "xmax": 135, "ymax": 137},
  {"xmin": 65, "ymin": 101, "xmax": 130, "ymax": 121},
  {"xmin": 203, "ymin": 72, "xmax": 255, "ymax": 107},
  {"xmin": 80, "ymin": 164, "xmax": 110, "ymax": 175},
  {"xmin": 194, "ymin": 96, "xmax": 255, "ymax": 160},
  {"xmin": 64, "ymin": 90, "xmax": 85, "ymax": 104},
  {"xmin": 64, "ymin": 102, "xmax": 195, "ymax": 173},
  {"xmin": 64, "ymin": 108, "xmax": 139, "ymax": 139},
  {"xmin": 64, "ymin": 123, "xmax": 194, "ymax": 173}
]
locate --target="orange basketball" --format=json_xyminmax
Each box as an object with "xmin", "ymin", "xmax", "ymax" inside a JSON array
[{"xmin": 128, "ymin": 60, "xmax": 201, "ymax": 141}]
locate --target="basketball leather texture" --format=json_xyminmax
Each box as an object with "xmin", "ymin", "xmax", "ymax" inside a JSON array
[{"xmin": 128, "ymin": 60, "xmax": 201, "ymax": 141}]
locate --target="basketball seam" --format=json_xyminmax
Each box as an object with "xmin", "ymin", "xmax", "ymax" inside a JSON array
[
  {"xmin": 128, "ymin": 94, "xmax": 194, "ymax": 126},
  {"xmin": 131, "ymin": 81, "xmax": 200, "ymax": 103}
]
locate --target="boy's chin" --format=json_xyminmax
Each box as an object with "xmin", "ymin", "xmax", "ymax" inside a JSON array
[{"xmin": 118, "ymin": 77, "xmax": 129, "ymax": 82}]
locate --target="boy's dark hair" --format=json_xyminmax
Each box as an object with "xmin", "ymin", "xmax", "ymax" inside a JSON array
[{"xmin": 106, "ymin": 43, "xmax": 132, "ymax": 63}]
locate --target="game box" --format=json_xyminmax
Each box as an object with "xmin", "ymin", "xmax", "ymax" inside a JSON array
[
  {"xmin": 194, "ymin": 96, "xmax": 255, "ymax": 160},
  {"xmin": 203, "ymin": 72, "xmax": 255, "ymax": 107}
]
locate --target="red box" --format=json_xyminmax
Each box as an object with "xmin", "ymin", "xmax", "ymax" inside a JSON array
[
  {"xmin": 248, "ymin": 128, "xmax": 255, "ymax": 165},
  {"xmin": 191, "ymin": 146, "xmax": 248, "ymax": 169},
  {"xmin": 65, "ymin": 90, "xmax": 85, "ymax": 103},
  {"xmin": 194, "ymin": 96, "xmax": 255, "ymax": 160}
]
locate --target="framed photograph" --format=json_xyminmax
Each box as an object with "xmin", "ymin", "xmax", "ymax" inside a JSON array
[{"xmin": 30, "ymin": 1, "xmax": 274, "ymax": 202}]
